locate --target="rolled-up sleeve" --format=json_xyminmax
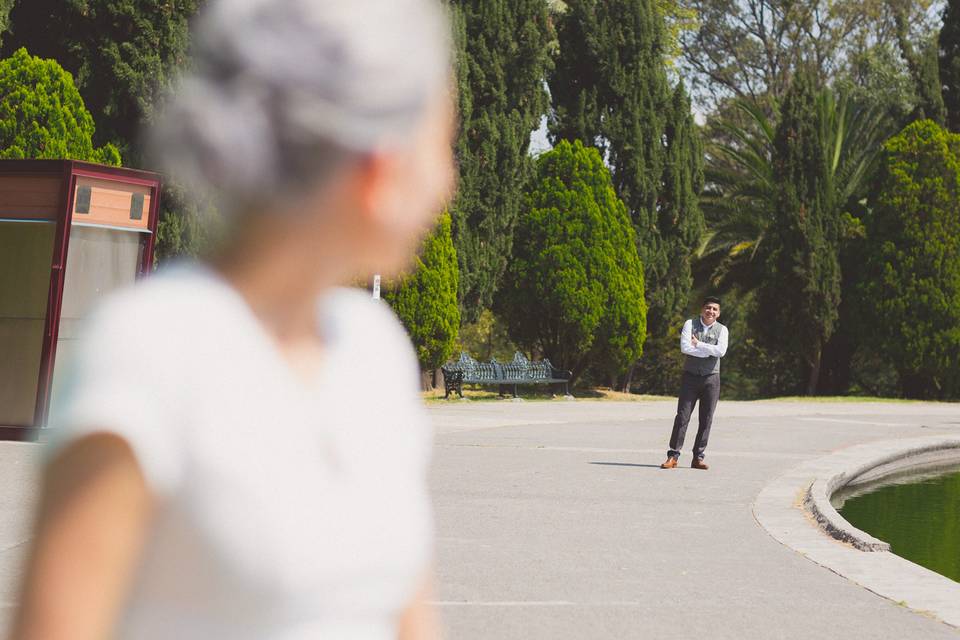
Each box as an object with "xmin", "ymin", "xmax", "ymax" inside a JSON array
[
  {"xmin": 679, "ymin": 319, "xmax": 701, "ymax": 356},
  {"xmin": 694, "ymin": 325, "xmax": 729, "ymax": 358}
]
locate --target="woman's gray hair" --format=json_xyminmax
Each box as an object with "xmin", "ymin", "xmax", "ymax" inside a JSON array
[{"xmin": 151, "ymin": 0, "xmax": 451, "ymax": 214}]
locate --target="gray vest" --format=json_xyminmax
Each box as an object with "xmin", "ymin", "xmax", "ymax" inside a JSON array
[{"xmin": 683, "ymin": 317, "xmax": 724, "ymax": 376}]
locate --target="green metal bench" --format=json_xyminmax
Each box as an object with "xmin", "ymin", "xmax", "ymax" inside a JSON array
[{"xmin": 441, "ymin": 351, "xmax": 572, "ymax": 399}]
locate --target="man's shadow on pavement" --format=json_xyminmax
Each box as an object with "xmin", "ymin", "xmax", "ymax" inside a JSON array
[{"xmin": 589, "ymin": 462, "xmax": 662, "ymax": 469}]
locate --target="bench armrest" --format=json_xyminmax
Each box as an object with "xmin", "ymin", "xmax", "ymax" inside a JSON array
[
  {"xmin": 549, "ymin": 366, "xmax": 572, "ymax": 380},
  {"xmin": 441, "ymin": 367, "xmax": 464, "ymax": 382},
  {"xmin": 541, "ymin": 359, "xmax": 571, "ymax": 380}
]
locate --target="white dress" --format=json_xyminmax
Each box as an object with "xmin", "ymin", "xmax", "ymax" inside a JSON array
[{"xmin": 49, "ymin": 265, "xmax": 433, "ymax": 640}]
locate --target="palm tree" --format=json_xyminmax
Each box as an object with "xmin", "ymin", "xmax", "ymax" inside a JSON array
[
  {"xmin": 816, "ymin": 90, "xmax": 889, "ymax": 227},
  {"xmin": 700, "ymin": 89, "xmax": 889, "ymax": 290},
  {"xmin": 699, "ymin": 87, "xmax": 893, "ymax": 394},
  {"xmin": 696, "ymin": 99, "xmax": 776, "ymax": 294}
]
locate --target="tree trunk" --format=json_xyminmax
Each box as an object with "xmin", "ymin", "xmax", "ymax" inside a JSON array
[
  {"xmin": 421, "ymin": 370, "xmax": 434, "ymax": 391},
  {"xmin": 805, "ymin": 345, "xmax": 822, "ymax": 396},
  {"xmin": 818, "ymin": 331, "xmax": 854, "ymax": 395},
  {"xmin": 620, "ymin": 362, "xmax": 637, "ymax": 393}
]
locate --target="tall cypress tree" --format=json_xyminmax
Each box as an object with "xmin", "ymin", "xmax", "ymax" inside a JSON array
[
  {"xmin": 384, "ymin": 213, "xmax": 461, "ymax": 383},
  {"xmin": 656, "ymin": 80, "xmax": 704, "ymax": 330},
  {"xmin": 861, "ymin": 120, "xmax": 960, "ymax": 398},
  {"xmin": 448, "ymin": 0, "xmax": 553, "ymax": 322},
  {"xmin": 549, "ymin": 0, "xmax": 702, "ymax": 340},
  {"xmin": 756, "ymin": 70, "xmax": 840, "ymax": 395},
  {"xmin": 629, "ymin": 80, "xmax": 704, "ymax": 392},
  {"xmin": 941, "ymin": 0, "xmax": 960, "ymax": 131},
  {"xmin": 496, "ymin": 140, "xmax": 647, "ymax": 381}
]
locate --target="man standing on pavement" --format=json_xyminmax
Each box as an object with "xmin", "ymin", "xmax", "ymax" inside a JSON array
[{"xmin": 661, "ymin": 296, "xmax": 728, "ymax": 470}]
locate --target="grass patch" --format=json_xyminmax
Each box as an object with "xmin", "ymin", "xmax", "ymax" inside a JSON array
[
  {"xmin": 420, "ymin": 386, "xmax": 672, "ymax": 402},
  {"xmin": 420, "ymin": 387, "xmax": 941, "ymax": 404},
  {"xmin": 573, "ymin": 388, "xmax": 672, "ymax": 402},
  {"xmin": 421, "ymin": 387, "xmax": 520, "ymax": 402},
  {"xmin": 762, "ymin": 396, "xmax": 927, "ymax": 404}
]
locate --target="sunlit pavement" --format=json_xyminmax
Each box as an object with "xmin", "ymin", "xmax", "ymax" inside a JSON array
[
  {"xmin": 428, "ymin": 399, "xmax": 960, "ymax": 639},
  {"xmin": 0, "ymin": 441, "xmax": 41, "ymax": 634},
  {"xmin": 1, "ymin": 400, "xmax": 959, "ymax": 638}
]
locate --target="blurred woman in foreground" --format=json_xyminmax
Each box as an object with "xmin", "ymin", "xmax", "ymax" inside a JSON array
[{"xmin": 10, "ymin": 0, "xmax": 454, "ymax": 638}]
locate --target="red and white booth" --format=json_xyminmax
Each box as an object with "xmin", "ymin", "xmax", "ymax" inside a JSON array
[{"xmin": 0, "ymin": 160, "xmax": 161, "ymax": 440}]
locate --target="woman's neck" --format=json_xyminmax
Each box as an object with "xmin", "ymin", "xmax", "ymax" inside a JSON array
[{"xmin": 210, "ymin": 227, "xmax": 337, "ymax": 344}]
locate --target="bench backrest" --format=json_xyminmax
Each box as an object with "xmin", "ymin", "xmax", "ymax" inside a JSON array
[
  {"xmin": 527, "ymin": 360, "xmax": 551, "ymax": 380},
  {"xmin": 443, "ymin": 351, "xmax": 478, "ymax": 376},
  {"xmin": 503, "ymin": 351, "xmax": 527, "ymax": 380},
  {"xmin": 469, "ymin": 360, "xmax": 492, "ymax": 381},
  {"xmin": 444, "ymin": 351, "xmax": 567, "ymax": 382}
]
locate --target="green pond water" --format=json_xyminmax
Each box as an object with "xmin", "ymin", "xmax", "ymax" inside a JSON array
[{"xmin": 835, "ymin": 466, "xmax": 960, "ymax": 583}]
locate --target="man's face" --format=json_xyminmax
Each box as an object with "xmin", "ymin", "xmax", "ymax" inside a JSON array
[{"xmin": 702, "ymin": 302, "xmax": 720, "ymax": 323}]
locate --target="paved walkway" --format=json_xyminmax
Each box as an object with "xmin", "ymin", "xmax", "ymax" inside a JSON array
[
  {"xmin": 1, "ymin": 400, "xmax": 958, "ymax": 638},
  {"xmin": 428, "ymin": 399, "xmax": 960, "ymax": 639},
  {"xmin": 0, "ymin": 441, "xmax": 41, "ymax": 634}
]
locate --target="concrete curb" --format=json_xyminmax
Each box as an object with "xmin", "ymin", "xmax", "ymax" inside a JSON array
[
  {"xmin": 754, "ymin": 435, "xmax": 960, "ymax": 629},
  {"xmin": 804, "ymin": 483, "xmax": 890, "ymax": 552},
  {"xmin": 805, "ymin": 440, "xmax": 960, "ymax": 552}
]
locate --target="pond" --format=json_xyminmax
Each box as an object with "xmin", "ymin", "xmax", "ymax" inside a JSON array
[{"xmin": 833, "ymin": 465, "xmax": 960, "ymax": 583}]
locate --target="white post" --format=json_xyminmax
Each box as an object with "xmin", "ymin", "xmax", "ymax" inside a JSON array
[{"xmin": 372, "ymin": 274, "xmax": 381, "ymax": 300}]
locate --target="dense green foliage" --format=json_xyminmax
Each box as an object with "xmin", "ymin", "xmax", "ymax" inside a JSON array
[
  {"xmin": 941, "ymin": 0, "xmax": 960, "ymax": 131},
  {"xmin": 153, "ymin": 183, "xmax": 219, "ymax": 262},
  {"xmin": 0, "ymin": 48, "xmax": 119, "ymax": 164},
  {"xmin": 4, "ymin": 0, "xmax": 960, "ymax": 399},
  {"xmin": 3, "ymin": 0, "xmax": 199, "ymax": 155},
  {"xmin": 860, "ymin": 120, "xmax": 960, "ymax": 398},
  {"xmin": 656, "ymin": 81, "xmax": 704, "ymax": 329},
  {"xmin": 497, "ymin": 140, "xmax": 647, "ymax": 381},
  {"xmin": 758, "ymin": 71, "xmax": 839, "ymax": 395},
  {"xmin": 3, "ymin": 0, "xmax": 206, "ymax": 259},
  {"xmin": 697, "ymin": 100, "xmax": 777, "ymax": 295},
  {"xmin": 448, "ymin": 0, "xmax": 553, "ymax": 321},
  {"xmin": 549, "ymin": 0, "xmax": 665, "ymax": 296},
  {"xmin": 627, "ymin": 81, "xmax": 703, "ymax": 392},
  {"xmin": 384, "ymin": 213, "xmax": 461, "ymax": 374},
  {"xmin": 455, "ymin": 308, "xmax": 519, "ymax": 363},
  {"xmin": 703, "ymin": 81, "xmax": 890, "ymax": 395},
  {"xmin": 549, "ymin": 0, "xmax": 702, "ymax": 354}
]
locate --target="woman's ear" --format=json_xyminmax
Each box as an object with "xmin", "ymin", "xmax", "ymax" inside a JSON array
[{"xmin": 354, "ymin": 152, "xmax": 391, "ymax": 225}]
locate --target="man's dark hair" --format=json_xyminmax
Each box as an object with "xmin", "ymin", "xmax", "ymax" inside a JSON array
[{"xmin": 703, "ymin": 296, "xmax": 721, "ymax": 307}]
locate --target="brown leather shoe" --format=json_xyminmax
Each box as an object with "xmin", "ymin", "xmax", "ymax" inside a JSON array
[
  {"xmin": 660, "ymin": 457, "xmax": 678, "ymax": 469},
  {"xmin": 691, "ymin": 458, "xmax": 709, "ymax": 470}
]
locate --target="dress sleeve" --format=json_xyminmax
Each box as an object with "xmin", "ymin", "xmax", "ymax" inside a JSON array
[
  {"xmin": 362, "ymin": 294, "xmax": 434, "ymax": 475},
  {"xmin": 386, "ymin": 305, "xmax": 434, "ymax": 475},
  {"xmin": 46, "ymin": 297, "xmax": 185, "ymax": 497}
]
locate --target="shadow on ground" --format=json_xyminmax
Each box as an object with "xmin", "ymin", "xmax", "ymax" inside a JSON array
[{"xmin": 588, "ymin": 461, "xmax": 662, "ymax": 469}]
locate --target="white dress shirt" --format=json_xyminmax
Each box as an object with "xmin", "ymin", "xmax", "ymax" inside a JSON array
[{"xmin": 680, "ymin": 317, "xmax": 729, "ymax": 359}]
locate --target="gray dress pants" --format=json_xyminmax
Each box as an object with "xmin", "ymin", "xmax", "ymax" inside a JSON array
[{"xmin": 668, "ymin": 371, "xmax": 720, "ymax": 460}]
